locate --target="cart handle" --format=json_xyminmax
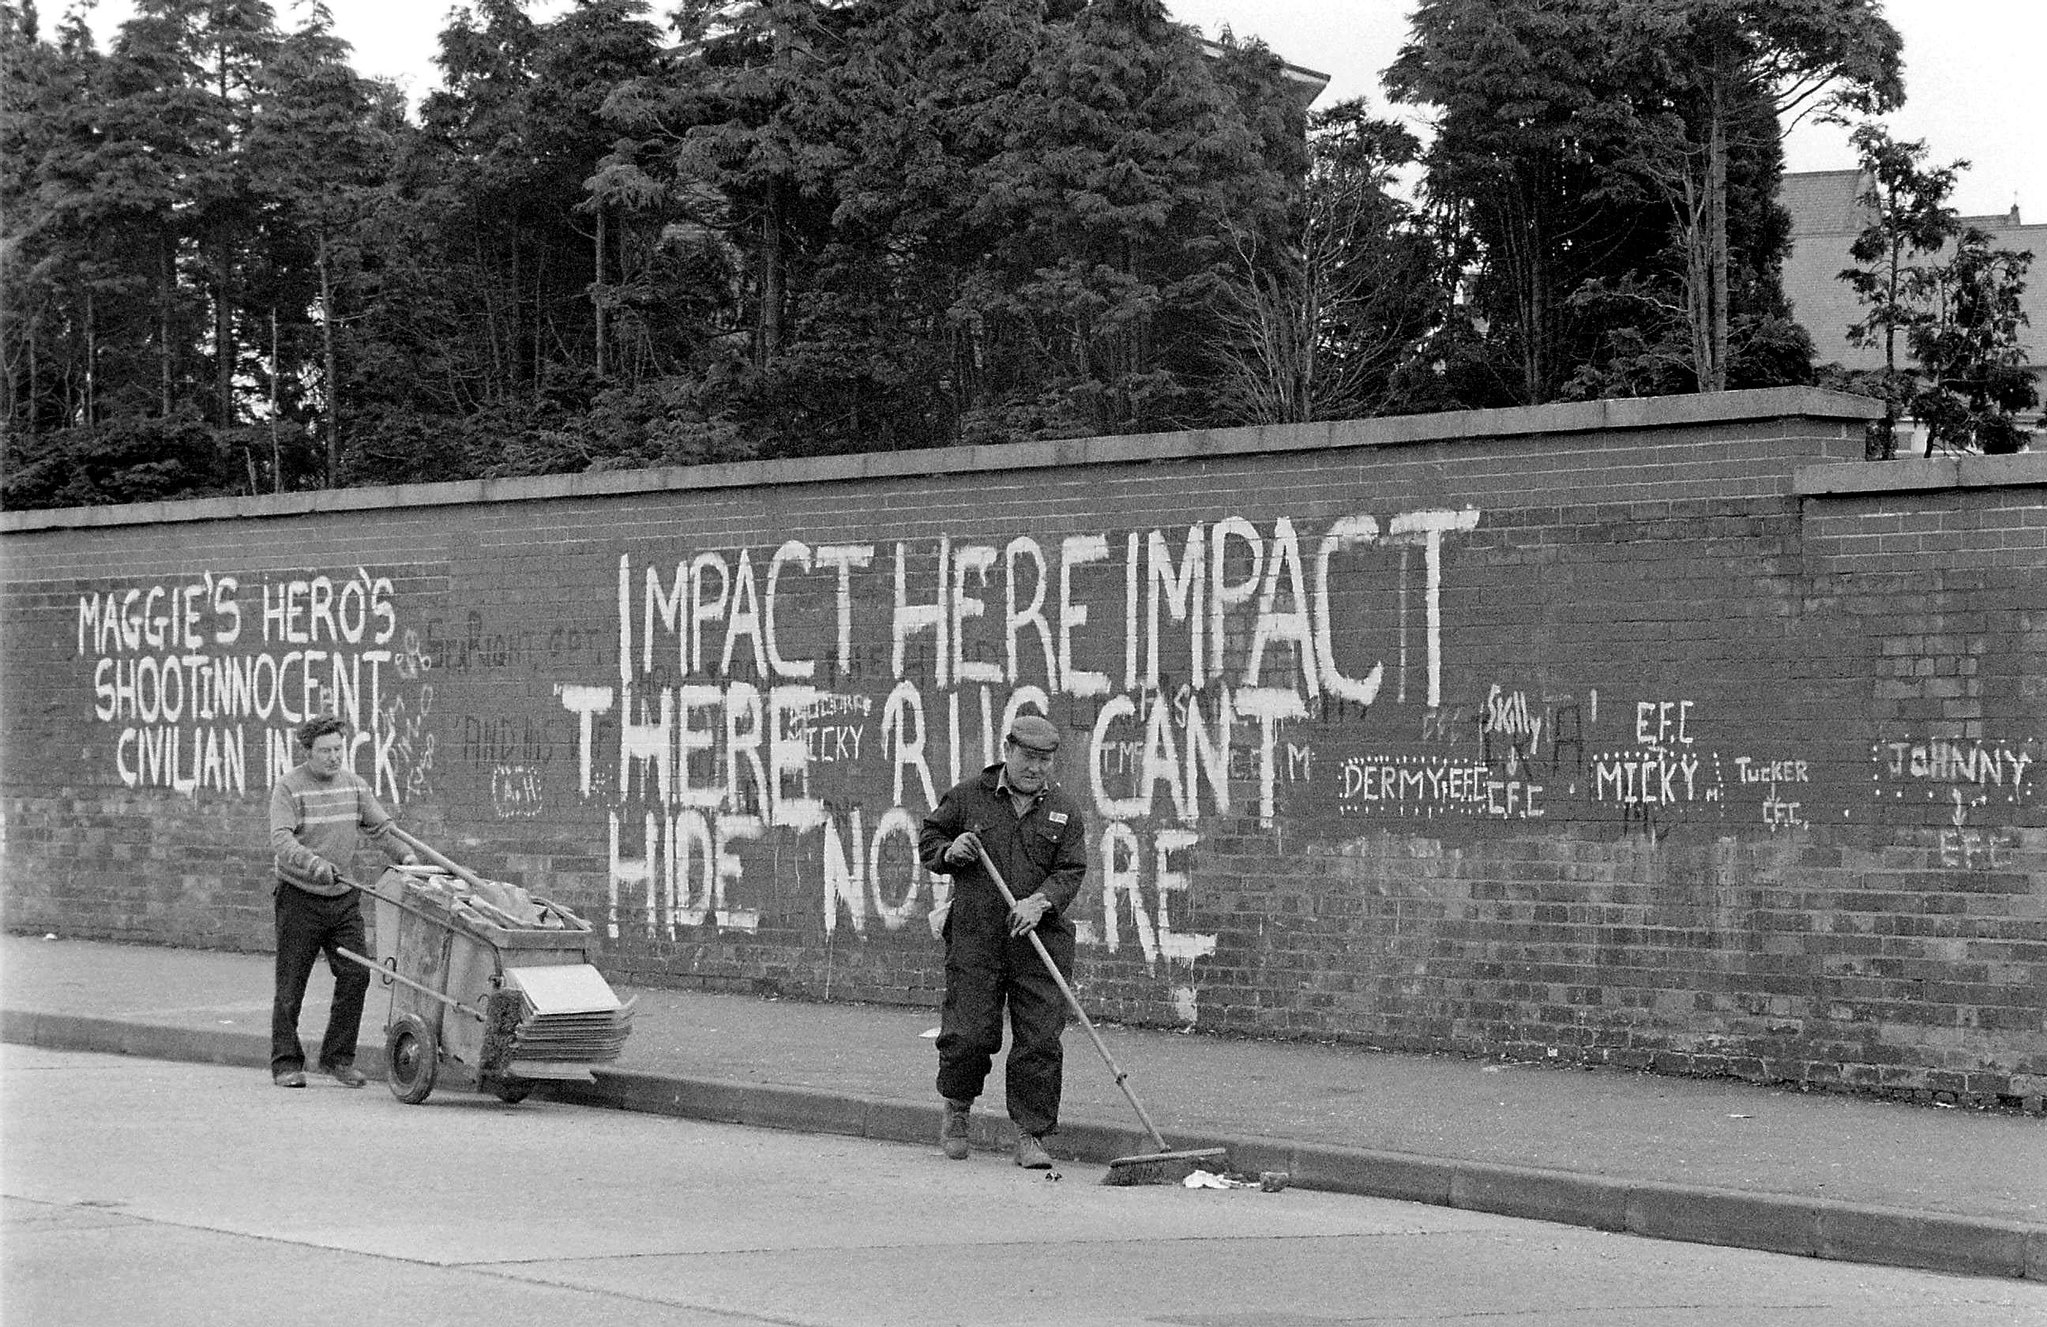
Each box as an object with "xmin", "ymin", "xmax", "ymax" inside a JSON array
[
  {"xmin": 334, "ymin": 947, "xmax": 486, "ymax": 1023},
  {"xmin": 338, "ymin": 873, "xmax": 469, "ymax": 933}
]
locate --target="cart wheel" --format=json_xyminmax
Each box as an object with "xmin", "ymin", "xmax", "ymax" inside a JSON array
[
  {"xmin": 385, "ymin": 1014, "xmax": 438, "ymax": 1105},
  {"xmin": 488, "ymin": 1078, "xmax": 534, "ymax": 1105}
]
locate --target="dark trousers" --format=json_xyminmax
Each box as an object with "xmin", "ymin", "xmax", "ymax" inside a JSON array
[
  {"xmin": 271, "ymin": 885, "xmax": 371, "ymax": 1074},
  {"xmin": 935, "ymin": 923, "xmax": 1073, "ymax": 1137}
]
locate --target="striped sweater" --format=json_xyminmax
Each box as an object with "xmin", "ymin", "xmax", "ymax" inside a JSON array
[{"xmin": 268, "ymin": 764, "xmax": 407, "ymax": 896}]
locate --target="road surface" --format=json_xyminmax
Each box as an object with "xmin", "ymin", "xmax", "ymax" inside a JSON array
[{"xmin": 3, "ymin": 1046, "xmax": 2040, "ymax": 1326}]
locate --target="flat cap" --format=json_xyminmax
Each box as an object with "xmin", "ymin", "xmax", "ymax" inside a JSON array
[{"xmin": 1007, "ymin": 714, "xmax": 1060, "ymax": 752}]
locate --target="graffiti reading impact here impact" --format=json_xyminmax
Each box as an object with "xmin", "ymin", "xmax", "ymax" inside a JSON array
[{"xmin": 551, "ymin": 509, "xmax": 1483, "ymax": 1002}]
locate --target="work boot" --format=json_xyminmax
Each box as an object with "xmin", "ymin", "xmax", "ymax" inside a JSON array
[
  {"xmin": 272, "ymin": 1070, "xmax": 306, "ymax": 1089},
  {"xmin": 1013, "ymin": 1131, "xmax": 1054, "ymax": 1170},
  {"xmin": 940, "ymin": 1098, "xmax": 972, "ymax": 1160},
  {"xmin": 324, "ymin": 1063, "xmax": 367, "ymax": 1088}
]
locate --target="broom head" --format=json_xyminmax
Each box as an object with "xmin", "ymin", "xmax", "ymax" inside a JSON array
[{"xmin": 1099, "ymin": 1146, "xmax": 1231, "ymax": 1187}]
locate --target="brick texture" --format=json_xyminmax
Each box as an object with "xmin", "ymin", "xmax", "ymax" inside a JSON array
[{"xmin": 3, "ymin": 389, "xmax": 2042, "ymax": 1103}]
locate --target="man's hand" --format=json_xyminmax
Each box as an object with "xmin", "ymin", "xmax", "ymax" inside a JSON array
[
  {"xmin": 1008, "ymin": 893, "xmax": 1050, "ymax": 937},
  {"xmin": 943, "ymin": 831, "xmax": 982, "ymax": 867}
]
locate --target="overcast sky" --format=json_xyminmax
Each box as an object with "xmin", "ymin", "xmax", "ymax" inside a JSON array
[
  {"xmin": 79, "ymin": 0, "xmax": 2045, "ymax": 220},
  {"xmin": 1168, "ymin": 0, "xmax": 2044, "ymax": 221}
]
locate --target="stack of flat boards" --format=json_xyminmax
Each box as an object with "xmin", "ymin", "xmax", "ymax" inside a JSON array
[{"xmin": 502, "ymin": 965, "xmax": 635, "ymax": 1078}]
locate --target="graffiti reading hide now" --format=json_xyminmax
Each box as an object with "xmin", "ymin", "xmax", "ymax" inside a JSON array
[{"xmin": 558, "ymin": 510, "xmax": 1481, "ymax": 979}]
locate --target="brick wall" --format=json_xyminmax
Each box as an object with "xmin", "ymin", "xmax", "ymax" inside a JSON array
[{"xmin": 4, "ymin": 388, "xmax": 2043, "ymax": 1104}]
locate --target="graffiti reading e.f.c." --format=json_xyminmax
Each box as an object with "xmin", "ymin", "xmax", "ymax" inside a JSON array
[
  {"xmin": 1870, "ymin": 734, "xmax": 2040, "ymax": 868},
  {"xmin": 74, "ymin": 569, "xmax": 433, "ymax": 803},
  {"xmin": 558, "ymin": 510, "xmax": 1482, "ymax": 986}
]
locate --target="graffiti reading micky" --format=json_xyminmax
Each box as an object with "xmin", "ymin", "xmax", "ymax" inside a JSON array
[{"xmin": 919, "ymin": 714, "xmax": 1087, "ymax": 1169}]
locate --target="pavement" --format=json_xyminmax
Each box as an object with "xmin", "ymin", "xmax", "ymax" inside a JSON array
[{"xmin": 4, "ymin": 932, "xmax": 2043, "ymax": 1282}]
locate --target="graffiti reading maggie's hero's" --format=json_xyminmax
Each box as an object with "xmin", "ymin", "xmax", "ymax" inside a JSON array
[
  {"xmin": 75, "ymin": 569, "xmax": 433, "ymax": 802},
  {"xmin": 556, "ymin": 510, "xmax": 1481, "ymax": 978}
]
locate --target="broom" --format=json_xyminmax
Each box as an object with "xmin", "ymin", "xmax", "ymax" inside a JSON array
[{"xmin": 973, "ymin": 843, "xmax": 1229, "ymax": 1186}]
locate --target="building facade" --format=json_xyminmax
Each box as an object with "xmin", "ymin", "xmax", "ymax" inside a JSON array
[{"xmin": 1780, "ymin": 169, "xmax": 2046, "ymax": 444}]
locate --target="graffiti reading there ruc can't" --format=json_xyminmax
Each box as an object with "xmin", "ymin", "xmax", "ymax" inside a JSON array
[{"xmin": 555, "ymin": 509, "xmax": 1483, "ymax": 1008}]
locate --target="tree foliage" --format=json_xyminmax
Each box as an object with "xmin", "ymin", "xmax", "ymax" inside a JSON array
[
  {"xmin": 1207, "ymin": 97, "xmax": 1438, "ymax": 423},
  {"xmin": 1610, "ymin": 0, "xmax": 1901, "ymax": 391},
  {"xmin": 1386, "ymin": 0, "xmax": 1644, "ymax": 407},
  {"xmin": 594, "ymin": 0, "xmax": 1307, "ymax": 455},
  {"xmin": 2, "ymin": 0, "xmax": 396, "ymax": 496},
  {"xmin": 0, "ymin": 0, "xmax": 1984, "ymax": 510},
  {"xmin": 3, "ymin": 0, "xmax": 1319, "ymax": 503},
  {"xmin": 1836, "ymin": 122, "xmax": 1962, "ymax": 457},
  {"xmin": 1831, "ymin": 122, "xmax": 2035, "ymax": 457},
  {"xmin": 1388, "ymin": 0, "xmax": 1899, "ymax": 405},
  {"xmin": 1905, "ymin": 229, "xmax": 2036, "ymax": 456}
]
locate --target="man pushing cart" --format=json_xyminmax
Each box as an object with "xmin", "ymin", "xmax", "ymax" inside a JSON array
[{"xmin": 268, "ymin": 715, "xmax": 630, "ymax": 1103}]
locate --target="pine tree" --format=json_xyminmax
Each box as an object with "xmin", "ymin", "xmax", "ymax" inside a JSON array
[{"xmin": 245, "ymin": 3, "xmax": 398, "ymax": 486}]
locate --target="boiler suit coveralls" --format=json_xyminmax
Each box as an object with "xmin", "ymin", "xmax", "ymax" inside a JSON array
[{"xmin": 919, "ymin": 762, "xmax": 1088, "ymax": 1138}]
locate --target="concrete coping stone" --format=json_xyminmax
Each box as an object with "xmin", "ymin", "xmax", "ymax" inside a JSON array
[
  {"xmin": 1794, "ymin": 450, "xmax": 2047, "ymax": 497},
  {"xmin": 3, "ymin": 386, "xmax": 1883, "ymax": 533}
]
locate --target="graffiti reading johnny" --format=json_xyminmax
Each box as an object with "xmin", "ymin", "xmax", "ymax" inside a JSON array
[
  {"xmin": 557, "ymin": 510, "xmax": 1481, "ymax": 1013},
  {"xmin": 75, "ymin": 569, "xmax": 434, "ymax": 803}
]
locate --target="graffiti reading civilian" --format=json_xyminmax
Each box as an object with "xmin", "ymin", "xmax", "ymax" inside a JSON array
[{"xmin": 74, "ymin": 570, "xmax": 433, "ymax": 803}]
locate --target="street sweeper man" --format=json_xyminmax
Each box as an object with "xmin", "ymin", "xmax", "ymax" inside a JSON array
[
  {"xmin": 266, "ymin": 714, "xmax": 415, "ymax": 1090},
  {"xmin": 919, "ymin": 714, "xmax": 1088, "ymax": 1169}
]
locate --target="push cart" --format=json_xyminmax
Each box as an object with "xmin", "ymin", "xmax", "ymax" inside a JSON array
[{"xmin": 336, "ymin": 833, "xmax": 631, "ymax": 1106}]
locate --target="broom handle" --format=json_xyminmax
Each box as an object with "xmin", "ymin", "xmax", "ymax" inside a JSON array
[
  {"xmin": 972, "ymin": 841, "xmax": 1172, "ymax": 1154},
  {"xmin": 390, "ymin": 826, "xmax": 492, "ymax": 893},
  {"xmin": 387, "ymin": 827, "xmax": 592, "ymax": 932}
]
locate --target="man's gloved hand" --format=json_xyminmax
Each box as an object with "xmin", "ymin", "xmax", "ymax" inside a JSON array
[
  {"xmin": 944, "ymin": 831, "xmax": 982, "ymax": 867},
  {"xmin": 1008, "ymin": 893, "xmax": 1050, "ymax": 937}
]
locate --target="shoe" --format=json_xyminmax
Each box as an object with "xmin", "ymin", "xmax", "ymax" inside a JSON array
[
  {"xmin": 1013, "ymin": 1132, "xmax": 1054, "ymax": 1169},
  {"xmin": 940, "ymin": 1099, "xmax": 972, "ymax": 1160},
  {"xmin": 324, "ymin": 1064, "xmax": 367, "ymax": 1088},
  {"xmin": 273, "ymin": 1070, "xmax": 307, "ymax": 1088}
]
